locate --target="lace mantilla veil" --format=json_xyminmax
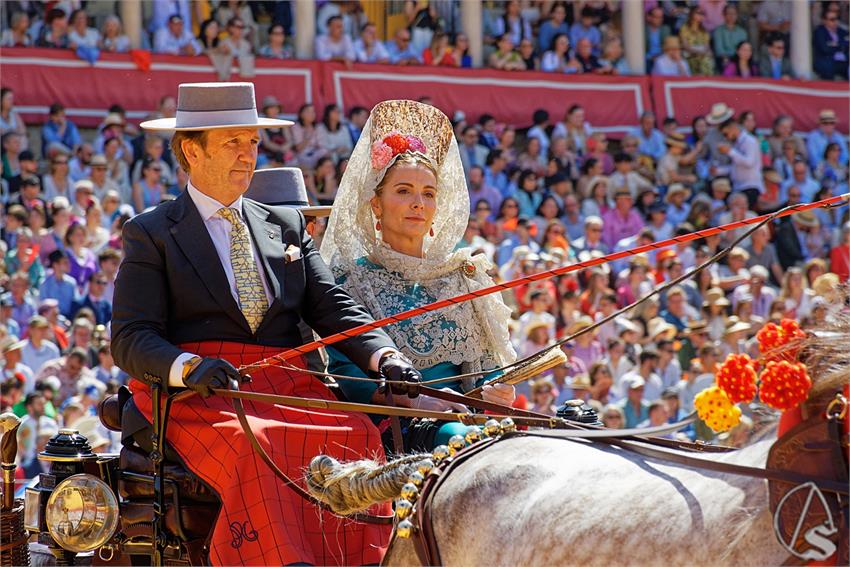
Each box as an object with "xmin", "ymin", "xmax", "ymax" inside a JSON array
[{"xmin": 320, "ymin": 100, "xmax": 516, "ymax": 390}]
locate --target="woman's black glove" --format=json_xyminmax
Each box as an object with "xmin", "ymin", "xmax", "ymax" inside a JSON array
[
  {"xmin": 183, "ymin": 358, "xmax": 242, "ymax": 398},
  {"xmin": 379, "ymin": 353, "xmax": 422, "ymax": 399}
]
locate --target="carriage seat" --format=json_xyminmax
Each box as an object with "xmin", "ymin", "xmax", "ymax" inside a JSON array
[{"xmin": 98, "ymin": 391, "xmax": 217, "ymax": 503}]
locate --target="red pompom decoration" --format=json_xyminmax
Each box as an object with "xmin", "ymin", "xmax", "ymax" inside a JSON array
[
  {"xmin": 382, "ymin": 133, "xmax": 411, "ymax": 155},
  {"xmin": 758, "ymin": 360, "xmax": 812, "ymax": 411},
  {"xmin": 756, "ymin": 319, "xmax": 806, "ymax": 362},
  {"xmin": 716, "ymin": 353, "xmax": 758, "ymax": 403}
]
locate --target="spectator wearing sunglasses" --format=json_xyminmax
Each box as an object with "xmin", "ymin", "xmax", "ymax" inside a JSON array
[
  {"xmin": 813, "ymin": 8, "xmax": 849, "ymax": 81},
  {"xmin": 71, "ymin": 272, "xmax": 112, "ymax": 325}
]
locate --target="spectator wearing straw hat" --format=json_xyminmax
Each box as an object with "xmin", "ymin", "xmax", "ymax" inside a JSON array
[
  {"xmin": 719, "ymin": 316, "xmax": 751, "ymax": 359},
  {"xmin": 520, "ymin": 321, "xmax": 555, "ymax": 360},
  {"xmin": 656, "ymin": 133, "xmax": 698, "ymax": 188},
  {"xmin": 94, "ymin": 113, "xmax": 133, "ymax": 162},
  {"xmin": 652, "ymin": 36, "xmax": 691, "ymax": 76},
  {"xmin": 87, "ymin": 154, "xmax": 121, "ymax": 202},
  {"xmin": 717, "ymin": 247, "xmax": 751, "ymax": 291},
  {"xmin": 664, "ymin": 183, "xmax": 692, "ymax": 228},
  {"xmin": 713, "ymin": 109, "xmax": 763, "ymax": 209},
  {"xmin": 1, "ymin": 335, "xmax": 33, "ymax": 391},
  {"xmin": 516, "ymin": 290, "xmax": 557, "ymax": 347},
  {"xmin": 806, "ymin": 109, "xmax": 847, "ymax": 170}
]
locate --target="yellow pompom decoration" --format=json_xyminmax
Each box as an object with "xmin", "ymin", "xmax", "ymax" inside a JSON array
[{"xmin": 694, "ymin": 386, "xmax": 742, "ymax": 433}]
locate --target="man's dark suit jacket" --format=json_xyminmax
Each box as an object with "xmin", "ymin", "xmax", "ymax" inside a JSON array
[
  {"xmin": 757, "ymin": 54, "xmax": 793, "ymax": 79},
  {"xmin": 773, "ymin": 216, "xmax": 806, "ymax": 271},
  {"xmin": 813, "ymin": 24, "xmax": 850, "ymax": 80},
  {"xmin": 111, "ymin": 190, "xmax": 395, "ymax": 393},
  {"xmin": 72, "ymin": 295, "xmax": 112, "ymax": 325}
]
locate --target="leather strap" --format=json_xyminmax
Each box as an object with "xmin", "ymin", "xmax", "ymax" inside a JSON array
[
  {"xmin": 384, "ymin": 389, "xmax": 406, "ymax": 455},
  {"xmin": 210, "ymin": 388, "xmax": 570, "ymax": 428},
  {"xmin": 516, "ymin": 430, "xmax": 850, "ymax": 496},
  {"xmin": 412, "ymin": 438, "xmax": 497, "ymax": 566}
]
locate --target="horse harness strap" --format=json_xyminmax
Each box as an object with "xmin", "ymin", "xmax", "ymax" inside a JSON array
[
  {"xmin": 408, "ymin": 438, "xmax": 497, "ymax": 567},
  {"xmin": 523, "ymin": 429, "xmax": 849, "ymax": 496}
]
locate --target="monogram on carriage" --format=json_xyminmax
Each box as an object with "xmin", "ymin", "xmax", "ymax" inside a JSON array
[{"xmin": 1, "ymin": 84, "xmax": 847, "ymax": 567}]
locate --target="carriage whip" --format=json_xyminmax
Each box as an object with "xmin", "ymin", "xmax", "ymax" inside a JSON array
[{"xmin": 240, "ymin": 193, "xmax": 849, "ymax": 374}]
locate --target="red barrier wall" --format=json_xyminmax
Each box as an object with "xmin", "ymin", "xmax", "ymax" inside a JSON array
[
  {"xmin": 2, "ymin": 48, "xmax": 847, "ymax": 136},
  {"xmin": 321, "ymin": 62, "xmax": 651, "ymax": 136},
  {"xmin": 1, "ymin": 48, "xmax": 321, "ymax": 128},
  {"xmin": 650, "ymin": 76, "xmax": 849, "ymax": 132}
]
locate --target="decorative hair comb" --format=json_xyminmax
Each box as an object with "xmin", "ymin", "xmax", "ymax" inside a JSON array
[{"xmin": 369, "ymin": 100, "xmax": 454, "ymax": 170}]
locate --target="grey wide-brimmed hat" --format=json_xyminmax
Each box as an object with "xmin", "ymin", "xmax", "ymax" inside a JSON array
[
  {"xmin": 140, "ymin": 82, "xmax": 293, "ymax": 132},
  {"xmin": 244, "ymin": 167, "xmax": 332, "ymax": 217}
]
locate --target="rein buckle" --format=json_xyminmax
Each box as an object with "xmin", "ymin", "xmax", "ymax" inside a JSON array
[{"xmin": 826, "ymin": 393, "xmax": 847, "ymax": 421}]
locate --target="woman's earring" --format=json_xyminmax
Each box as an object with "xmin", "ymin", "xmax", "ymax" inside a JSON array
[
  {"xmin": 376, "ymin": 220, "xmax": 382, "ymax": 231},
  {"xmin": 429, "ymin": 226, "xmax": 434, "ymax": 237}
]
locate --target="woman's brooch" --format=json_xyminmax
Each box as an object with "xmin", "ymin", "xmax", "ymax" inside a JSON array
[{"xmin": 461, "ymin": 261, "xmax": 476, "ymax": 277}]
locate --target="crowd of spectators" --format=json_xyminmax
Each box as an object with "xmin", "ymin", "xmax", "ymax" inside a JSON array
[
  {"xmin": 1, "ymin": 1, "xmax": 848, "ymax": 80},
  {"xmin": 0, "ymin": 2, "xmax": 849, "ymax": 477}
]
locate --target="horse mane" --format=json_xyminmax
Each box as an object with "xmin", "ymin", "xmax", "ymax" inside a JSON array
[{"xmin": 800, "ymin": 289, "xmax": 850, "ymax": 411}]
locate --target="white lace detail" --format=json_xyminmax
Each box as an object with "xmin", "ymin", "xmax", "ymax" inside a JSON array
[{"xmin": 321, "ymin": 107, "xmax": 516, "ymax": 389}]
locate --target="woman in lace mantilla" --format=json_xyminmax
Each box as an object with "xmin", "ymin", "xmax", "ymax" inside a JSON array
[{"xmin": 320, "ymin": 100, "xmax": 517, "ymax": 451}]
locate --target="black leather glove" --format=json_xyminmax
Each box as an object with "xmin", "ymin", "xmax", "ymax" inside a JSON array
[
  {"xmin": 379, "ymin": 353, "xmax": 422, "ymax": 399},
  {"xmin": 183, "ymin": 358, "xmax": 242, "ymax": 398}
]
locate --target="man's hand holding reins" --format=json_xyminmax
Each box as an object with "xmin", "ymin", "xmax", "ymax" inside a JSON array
[
  {"xmin": 184, "ymin": 358, "xmax": 242, "ymax": 398},
  {"xmin": 379, "ymin": 352, "xmax": 422, "ymax": 398}
]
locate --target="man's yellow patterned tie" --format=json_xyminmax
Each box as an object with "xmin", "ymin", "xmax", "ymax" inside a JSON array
[{"xmin": 217, "ymin": 207, "xmax": 268, "ymax": 333}]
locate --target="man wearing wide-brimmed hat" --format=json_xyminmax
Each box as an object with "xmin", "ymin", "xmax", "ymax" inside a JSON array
[
  {"xmin": 709, "ymin": 103, "xmax": 764, "ymax": 209},
  {"xmin": 806, "ymin": 109, "xmax": 847, "ymax": 170},
  {"xmin": 652, "ymin": 35, "xmax": 691, "ymax": 76},
  {"xmin": 111, "ymin": 82, "xmax": 420, "ymax": 566},
  {"xmin": 656, "ymin": 132, "xmax": 697, "ymax": 187}
]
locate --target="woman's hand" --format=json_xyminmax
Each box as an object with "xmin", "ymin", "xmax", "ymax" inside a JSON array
[
  {"xmin": 481, "ymin": 383, "xmax": 516, "ymax": 406},
  {"xmin": 403, "ymin": 388, "xmax": 468, "ymax": 413}
]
